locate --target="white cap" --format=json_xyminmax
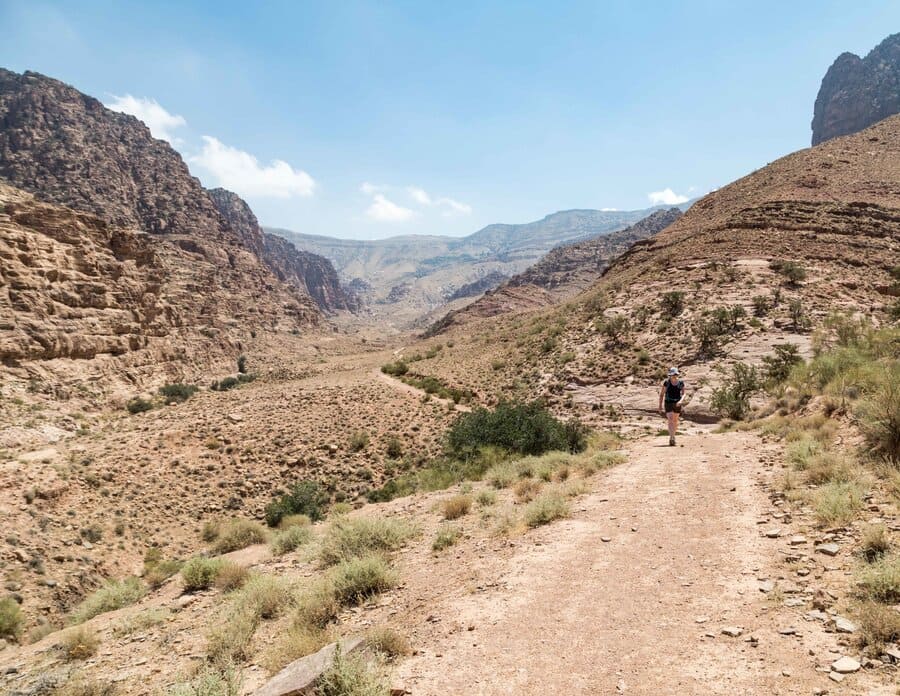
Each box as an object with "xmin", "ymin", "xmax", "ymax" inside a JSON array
[{"xmin": 668, "ymin": 367, "xmax": 679, "ymax": 376}]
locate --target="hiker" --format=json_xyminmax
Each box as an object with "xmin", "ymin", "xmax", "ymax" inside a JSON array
[{"xmin": 659, "ymin": 367, "xmax": 685, "ymax": 446}]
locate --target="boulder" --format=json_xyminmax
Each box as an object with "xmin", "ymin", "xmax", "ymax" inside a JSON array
[{"xmin": 254, "ymin": 637, "xmax": 365, "ymax": 696}]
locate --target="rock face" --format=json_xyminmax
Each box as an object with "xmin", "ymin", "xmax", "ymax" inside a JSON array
[
  {"xmin": 812, "ymin": 33, "xmax": 900, "ymax": 145},
  {"xmin": 427, "ymin": 208, "xmax": 681, "ymax": 334},
  {"xmin": 208, "ymin": 188, "xmax": 358, "ymax": 314},
  {"xmin": 0, "ymin": 68, "xmax": 320, "ymax": 383},
  {"xmin": 446, "ymin": 271, "xmax": 508, "ymax": 301}
]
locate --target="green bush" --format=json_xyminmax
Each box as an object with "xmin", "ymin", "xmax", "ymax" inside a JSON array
[
  {"xmin": 446, "ymin": 400, "xmax": 586, "ymax": 459},
  {"xmin": 856, "ymin": 553, "xmax": 900, "ymax": 603},
  {"xmin": 168, "ymin": 665, "xmax": 242, "ymax": 696},
  {"xmin": 752, "ymin": 295, "xmax": 771, "ymax": 317},
  {"xmin": 432, "ymin": 525, "xmax": 461, "ymax": 552},
  {"xmin": 385, "ymin": 436, "xmax": 403, "ymax": 459},
  {"xmin": 762, "ymin": 343, "xmax": 803, "ymax": 385},
  {"xmin": 349, "ymin": 431, "xmax": 370, "ymax": 452},
  {"xmin": 180, "ymin": 557, "xmax": 224, "ymax": 592},
  {"xmin": 710, "ymin": 363, "xmax": 761, "ymax": 420},
  {"xmin": 70, "ymin": 578, "xmax": 146, "ymax": 624},
  {"xmin": 316, "ymin": 646, "xmax": 390, "ymax": 696},
  {"xmin": 380, "ymin": 361, "xmax": 408, "ymax": 377},
  {"xmin": 0, "ymin": 597, "xmax": 23, "ymax": 641},
  {"xmin": 237, "ymin": 355, "xmax": 247, "ymax": 374},
  {"xmin": 212, "ymin": 519, "xmax": 267, "ymax": 554},
  {"xmin": 659, "ymin": 291, "xmax": 685, "ymax": 318},
  {"xmin": 771, "ymin": 259, "xmax": 807, "ymax": 284},
  {"xmin": 158, "ymin": 383, "xmax": 198, "ymax": 403},
  {"xmin": 857, "ymin": 363, "xmax": 900, "ymax": 463},
  {"xmin": 265, "ymin": 480, "xmax": 329, "ymax": 527},
  {"xmin": 524, "ymin": 491, "xmax": 570, "ymax": 527},
  {"xmin": 126, "ymin": 397, "xmax": 153, "ymax": 414}
]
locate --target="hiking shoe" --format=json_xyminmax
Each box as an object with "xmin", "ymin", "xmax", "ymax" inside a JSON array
[{"xmin": 669, "ymin": 436, "xmax": 676, "ymax": 446}]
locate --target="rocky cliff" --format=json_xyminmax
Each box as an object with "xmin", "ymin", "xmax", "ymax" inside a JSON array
[
  {"xmin": 208, "ymin": 188, "xmax": 358, "ymax": 314},
  {"xmin": 812, "ymin": 33, "xmax": 900, "ymax": 145},
  {"xmin": 0, "ymin": 69, "xmax": 320, "ymax": 384}
]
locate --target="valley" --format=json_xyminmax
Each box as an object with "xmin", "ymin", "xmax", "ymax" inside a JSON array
[{"xmin": 1, "ymin": 24, "xmax": 899, "ymax": 696}]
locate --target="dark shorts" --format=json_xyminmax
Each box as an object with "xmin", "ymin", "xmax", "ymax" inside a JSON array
[{"xmin": 665, "ymin": 401, "xmax": 682, "ymax": 414}]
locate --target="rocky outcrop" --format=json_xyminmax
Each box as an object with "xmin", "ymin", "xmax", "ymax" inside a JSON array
[
  {"xmin": 0, "ymin": 68, "xmax": 320, "ymax": 383},
  {"xmin": 208, "ymin": 188, "xmax": 358, "ymax": 314},
  {"xmin": 812, "ymin": 33, "xmax": 900, "ymax": 145}
]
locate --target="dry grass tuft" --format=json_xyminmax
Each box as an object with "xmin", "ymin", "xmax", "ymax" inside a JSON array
[
  {"xmin": 524, "ymin": 491, "xmax": 570, "ymax": 527},
  {"xmin": 854, "ymin": 600, "xmax": 900, "ymax": 653},
  {"xmin": 365, "ymin": 626, "xmax": 411, "ymax": 659},
  {"xmin": 442, "ymin": 494, "xmax": 472, "ymax": 520},
  {"xmin": 211, "ymin": 519, "xmax": 267, "ymax": 554},
  {"xmin": 60, "ymin": 626, "xmax": 99, "ymax": 661}
]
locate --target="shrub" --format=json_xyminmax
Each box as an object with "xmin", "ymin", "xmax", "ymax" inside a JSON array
[
  {"xmin": 659, "ymin": 291, "xmax": 685, "ymax": 318},
  {"xmin": 236, "ymin": 574, "xmax": 292, "ymax": 620},
  {"xmin": 514, "ymin": 479, "xmax": 542, "ymax": 502},
  {"xmin": 60, "ymin": 626, "xmax": 99, "ymax": 660},
  {"xmin": 856, "ymin": 363, "xmax": 900, "ymax": 463},
  {"xmin": 813, "ymin": 481, "xmax": 865, "ymax": 526},
  {"xmin": 752, "ymin": 295, "xmax": 771, "ymax": 317},
  {"xmin": 126, "ymin": 397, "xmax": 153, "ymax": 414},
  {"xmin": 485, "ymin": 461, "xmax": 518, "ymax": 489},
  {"xmin": 113, "ymin": 608, "xmax": 170, "ymax": 638},
  {"xmin": 856, "ymin": 553, "xmax": 900, "ymax": 603},
  {"xmin": 855, "ymin": 600, "xmax": 900, "ymax": 652},
  {"xmin": 762, "ymin": 343, "xmax": 803, "ymax": 384},
  {"xmin": 442, "ymin": 495, "xmax": 471, "ymax": 520},
  {"xmin": 215, "ymin": 561, "xmax": 250, "ymax": 592},
  {"xmin": 264, "ymin": 624, "xmax": 332, "ymax": 674},
  {"xmin": 475, "ymin": 488, "xmax": 497, "ymax": 507},
  {"xmin": 524, "ymin": 491, "xmax": 569, "ymax": 527},
  {"xmin": 380, "ymin": 361, "xmax": 408, "ymax": 377},
  {"xmin": 365, "ymin": 626, "xmax": 411, "ymax": 658},
  {"xmin": 330, "ymin": 554, "xmax": 398, "ymax": 605},
  {"xmin": 294, "ymin": 579, "xmax": 340, "ymax": 629},
  {"xmin": 211, "ymin": 376, "xmax": 240, "ymax": 391},
  {"xmin": 771, "ymin": 259, "xmax": 807, "ymax": 285},
  {"xmin": 349, "ymin": 431, "xmax": 370, "ymax": 452},
  {"xmin": 206, "ymin": 608, "xmax": 257, "ymax": 666},
  {"xmin": 265, "ymin": 480, "xmax": 329, "ymax": 527},
  {"xmin": 52, "ymin": 676, "xmax": 118, "ymax": 696},
  {"xmin": 167, "ymin": 666, "xmax": 242, "ymax": 696},
  {"xmin": 447, "ymin": 400, "xmax": 585, "ymax": 459},
  {"xmin": 694, "ymin": 317, "xmax": 724, "ymax": 355},
  {"xmin": 212, "ymin": 519, "xmax": 267, "ymax": 554},
  {"xmin": 710, "ymin": 363, "xmax": 761, "ymax": 420},
  {"xmin": 237, "ymin": 355, "xmax": 247, "ymax": 374},
  {"xmin": 181, "ymin": 557, "xmax": 223, "ymax": 592},
  {"xmin": 319, "ymin": 516, "xmax": 415, "ymax": 566},
  {"xmin": 316, "ymin": 647, "xmax": 390, "ymax": 696},
  {"xmin": 432, "ymin": 525, "xmax": 461, "ymax": 552},
  {"xmin": 280, "ymin": 514, "xmax": 312, "ymax": 529},
  {"xmin": 599, "ymin": 314, "xmax": 630, "ymax": 344},
  {"xmin": 158, "ymin": 383, "xmax": 198, "ymax": 403},
  {"xmin": 201, "ymin": 519, "xmax": 221, "ymax": 542},
  {"xmin": 143, "ymin": 552, "xmax": 182, "ymax": 589},
  {"xmin": 788, "ymin": 298, "xmax": 810, "ymax": 330},
  {"xmin": 385, "ymin": 436, "xmax": 403, "ymax": 459},
  {"xmin": 70, "ymin": 577, "xmax": 146, "ymax": 624},
  {"xmin": 860, "ymin": 525, "xmax": 891, "ymax": 563},
  {"xmin": 0, "ymin": 596, "xmax": 23, "ymax": 640},
  {"xmin": 271, "ymin": 525, "xmax": 313, "ymax": 555}
]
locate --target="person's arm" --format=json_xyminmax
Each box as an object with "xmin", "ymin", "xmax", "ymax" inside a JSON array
[
  {"xmin": 677, "ymin": 382, "xmax": 687, "ymax": 406},
  {"xmin": 658, "ymin": 384, "xmax": 665, "ymax": 412}
]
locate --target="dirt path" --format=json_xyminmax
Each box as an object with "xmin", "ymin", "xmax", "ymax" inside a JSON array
[
  {"xmin": 396, "ymin": 431, "xmax": 876, "ymax": 695},
  {"xmin": 373, "ymin": 368, "xmax": 471, "ymax": 411}
]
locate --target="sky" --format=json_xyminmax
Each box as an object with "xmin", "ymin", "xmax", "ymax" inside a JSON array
[{"xmin": 1, "ymin": 1, "xmax": 898, "ymax": 240}]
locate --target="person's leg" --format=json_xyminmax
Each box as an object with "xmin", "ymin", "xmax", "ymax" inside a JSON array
[
  {"xmin": 673, "ymin": 411, "xmax": 680, "ymax": 434},
  {"xmin": 666, "ymin": 411, "xmax": 675, "ymax": 437}
]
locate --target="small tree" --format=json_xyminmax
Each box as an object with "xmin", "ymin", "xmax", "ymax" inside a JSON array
[
  {"xmin": 710, "ymin": 363, "xmax": 761, "ymax": 420},
  {"xmin": 600, "ymin": 315, "xmax": 631, "ymax": 345},
  {"xmin": 762, "ymin": 343, "xmax": 803, "ymax": 384},
  {"xmin": 788, "ymin": 299, "xmax": 810, "ymax": 330},
  {"xmin": 659, "ymin": 291, "xmax": 685, "ymax": 318},
  {"xmin": 752, "ymin": 295, "xmax": 771, "ymax": 317},
  {"xmin": 771, "ymin": 259, "xmax": 807, "ymax": 285},
  {"xmin": 265, "ymin": 480, "xmax": 329, "ymax": 527}
]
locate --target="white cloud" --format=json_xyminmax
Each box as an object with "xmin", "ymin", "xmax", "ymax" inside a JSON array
[
  {"xmin": 191, "ymin": 136, "xmax": 315, "ymax": 199},
  {"xmin": 361, "ymin": 182, "xmax": 386, "ymax": 195},
  {"xmin": 600, "ymin": 207, "xmax": 618, "ymax": 211},
  {"xmin": 407, "ymin": 186, "xmax": 432, "ymax": 205},
  {"xmin": 436, "ymin": 197, "xmax": 472, "ymax": 216},
  {"xmin": 648, "ymin": 188, "xmax": 689, "ymax": 205},
  {"xmin": 106, "ymin": 94, "xmax": 187, "ymax": 144},
  {"xmin": 366, "ymin": 194, "xmax": 415, "ymax": 222}
]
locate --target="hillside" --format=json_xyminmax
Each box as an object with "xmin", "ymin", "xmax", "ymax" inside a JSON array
[
  {"xmin": 410, "ymin": 115, "xmax": 900, "ymax": 420},
  {"xmin": 427, "ymin": 207, "xmax": 682, "ymax": 334},
  {"xmin": 812, "ymin": 32, "xmax": 900, "ymax": 144},
  {"xmin": 268, "ymin": 205, "xmax": 687, "ymax": 327}
]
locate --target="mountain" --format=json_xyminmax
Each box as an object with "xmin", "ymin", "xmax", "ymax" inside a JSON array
[
  {"xmin": 0, "ymin": 69, "xmax": 325, "ymax": 384},
  {"xmin": 208, "ymin": 188, "xmax": 359, "ymax": 314},
  {"xmin": 268, "ymin": 205, "xmax": 689, "ymax": 327},
  {"xmin": 427, "ymin": 207, "xmax": 683, "ymax": 334},
  {"xmin": 812, "ymin": 33, "xmax": 900, "ymax": 145},
  {"xmin": 416, "ymin": 115, "xmax": 900, "ymax": 418}
]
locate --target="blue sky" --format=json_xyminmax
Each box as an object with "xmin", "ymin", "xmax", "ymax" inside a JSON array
[{"xmin": 2, "ymin": 1, "xmax": 898, "ymax": 239}]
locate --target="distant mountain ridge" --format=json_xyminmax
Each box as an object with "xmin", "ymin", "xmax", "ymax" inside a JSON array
[
  {"xmin": 812, "ymin": 32, "xmax": 900, "ymax": 144},
  {"xmin": 267, "ymin": 204, "xmax": 690, "ymax": 327}
]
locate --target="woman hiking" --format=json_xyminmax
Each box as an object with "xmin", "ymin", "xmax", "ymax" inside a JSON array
[{"xmin": 659, "ymin": 367, "xmax": 685, "ymax": 446}]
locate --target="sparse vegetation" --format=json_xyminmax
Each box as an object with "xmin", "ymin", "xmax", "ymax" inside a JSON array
[
  {"xmin": 659, "ymin": 291, "xmax": 685, "ymax": 317},
  {"xmin": 69, "ymin": 577, "xmax": 146, "ymax": 624},
  {"xmin": 365, "ymin": 626, "xmax": 411, "ymax": 659},
  {"xmin": 524, "ymin": 490, "xmax": 569, "ymax": 527},
  {"xmin": 856, "ymin": 553, "xmax": 900, "ymax": 603},
  {"xmin": 316, "ymin": 646, "xmax": 390, "ymax": 696},
  {"xmin": 167, "ymin": 665, "xmax": 242, "ymax": 696},
  {"xmin": 762, "ymin": 343, "xmax": 803, "ymax": 384},
  {"xmin": 349, "ymin": 430, "xmax": 370, "ymax": 452},
  {"xmin": 330, "ymin": 554, "xmax": 398, "ymax": 605},
  {"xmin": 126, "ymin": 397, "xmax": 153, "ymax": 414},
  {"xmin": 860, "ymin": 525, "xmax": 891, "ymax": 562},
  {"xmin": 854, "ymin": 599, "xmax": 900, "ymax": 653},
  {"xmin": 215, "ymin": 562, "xmax": 251, "ymax": 592},
  {"xmin": 380, "ymin": 361, "xmax": 408, "ymax": 376},
  {"xmin": 271, "ymin": 525, "xmax": 313, "ymax": 555},
  {"xmin": 710, "ymin": 362, "xmax": 760, "ymax": 420},
  {"xmin": 813, "ymin": 481, "xmax": 865, "ymax": 526},
  {"xmin": 771, "ymin": 259, "xmax": 807, "ymax": 285}
]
